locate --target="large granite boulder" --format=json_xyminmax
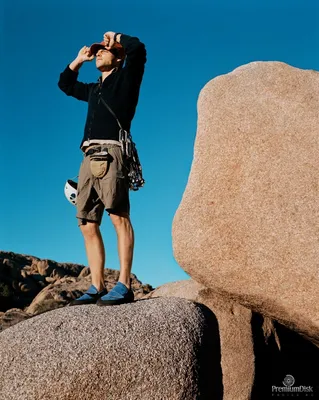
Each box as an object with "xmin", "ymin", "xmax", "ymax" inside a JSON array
[
  {"xmin": 144, "ymin": 279, "xmax": 254, "ymax": 400},
  {"xmin": 0, "ymin": 297, "xmax": 223, "ymax": 400},
  {"xmin": 172, "ymin": 62, "xmax": 319, "ymax": 345}
]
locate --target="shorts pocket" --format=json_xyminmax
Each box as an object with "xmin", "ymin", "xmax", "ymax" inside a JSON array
[
  {"xmin": 90, "ymin": 160, "xmax": 109, "ymax": 178},
  {"xmin": 108, "ymin": 147, "xmax": 126, "ymax": 179}
]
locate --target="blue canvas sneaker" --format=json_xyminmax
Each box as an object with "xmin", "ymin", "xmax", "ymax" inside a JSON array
[
  {"xmin": 96, "ymin": 281, "xmax": 134, "ymax": 306},
  {"xmin": 69, "ymin": 285, "xmax": 108, "ymax": 306}
]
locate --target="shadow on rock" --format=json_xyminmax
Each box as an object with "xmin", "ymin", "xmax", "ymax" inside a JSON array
[
  {"xmin": 194, "ymin": 302, "xmax": 223, "ymax": 400},
  {"xmin": 251, "ymin": 313, "xmax": 319, "ymax": 400}
]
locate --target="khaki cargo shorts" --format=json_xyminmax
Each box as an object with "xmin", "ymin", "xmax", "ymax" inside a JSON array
[{"xmin": 76, "ymin": 145, "xmax": 130, "ymax": 225}]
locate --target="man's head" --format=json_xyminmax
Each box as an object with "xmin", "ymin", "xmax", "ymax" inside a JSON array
[{"xmin": 89, "ymin": 41, "xmax": 125, "ymax": 71}]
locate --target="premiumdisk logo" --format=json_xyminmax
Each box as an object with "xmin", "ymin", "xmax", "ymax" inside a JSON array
[
  {"xmin": 272, "ymin": 374, "xmax": 313, "ymax": 396},
  {"xmin": 283, "ymin": 375, "xmax": 295, "ymax": 387}
]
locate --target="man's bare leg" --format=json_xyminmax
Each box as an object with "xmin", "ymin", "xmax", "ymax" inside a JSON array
[
  {"xmin": 109, "ymin": 212, "xmax": 134, "ymax": 289},
  {"xmin": 80, "ymin": 221, "xmax": 106, "ymax": 291}
]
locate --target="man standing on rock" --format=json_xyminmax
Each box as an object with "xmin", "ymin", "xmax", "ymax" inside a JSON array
[{"xmin": 58, "ymin": 31, "xmax": 146, "ymax": 306}]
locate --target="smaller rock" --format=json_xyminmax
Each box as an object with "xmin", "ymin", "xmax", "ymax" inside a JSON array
[
  {"xmin": 78, "ymin": 267, "xmax": 90, "ymax": 278},
  {"xmin": 20, "ymin": 270, "xmax": 27, "ymax": 279},
  {"xmin": 45, "ymin": 277, "xmax": 56, "ymax": 284},
  {"xmin": 0, "ymin": 308, "xmax": 31, "ymax": 332},
  {"xmin": 144, "ymin": 280, "xmax": 255, "ymax": 400},
  {"xmin": 37, "ymin": 260, "xmax": 52, "ymax": 277},
  {"xmin": 0, "ymin": 298, "xmax": 223, "ymax": 400}
]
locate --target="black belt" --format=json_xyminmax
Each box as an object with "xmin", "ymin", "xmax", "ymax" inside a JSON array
[
  {"xmin": 85, "ymin": 147, "xmax": 108, "ymax": 157},
  {"xmin": 85, "ymin": 144, "xmax": 121, "ymax": 157}
]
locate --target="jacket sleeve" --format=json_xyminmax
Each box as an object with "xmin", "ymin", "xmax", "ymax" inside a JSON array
[
  {"xmin": 58, "ymin": 65, "xmax": 94, "ymax": 102},
  {"xmin": 119, "ymin": 34, "xmax": 147, "ymax": 84}
]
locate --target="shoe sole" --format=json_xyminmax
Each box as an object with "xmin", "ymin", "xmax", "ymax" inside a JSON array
[
  {"xmin": 96, "ymin": 298, "xmax": 134, "ymax": 306},
  {"xmin": 68, "ymin": 299, "xmax": 97, "ymax": 306},
  {"xmin": 68, "ymin": 289, "xmax": 108, "ymax": 306}
]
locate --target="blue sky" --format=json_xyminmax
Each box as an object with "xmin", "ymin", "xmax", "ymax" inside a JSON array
[{"xmin": 1, "ymin": 0, "xmax": 318, "ymax": 288}]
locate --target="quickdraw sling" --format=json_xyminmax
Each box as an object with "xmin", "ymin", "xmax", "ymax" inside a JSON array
[{"xmin": 89, "ymin": 87, "xmax": 145, "ymax": 191}]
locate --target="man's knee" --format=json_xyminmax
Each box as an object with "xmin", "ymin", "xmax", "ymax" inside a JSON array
[
  {"xmin": 79, "ymin": 220, "xmax": 100, "ymax": 239},
  {"xmin": 109, "ymin": 212, "xmax": 131, "ymax": 228}
]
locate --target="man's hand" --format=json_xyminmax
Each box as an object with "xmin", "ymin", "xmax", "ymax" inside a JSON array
[
  {"xmin": 103, "ymin": 32, "xmax": 116, "ymax": 49},
  {"xmin": 69, "ymin": 46, "xmax": 94, "ymax": 72},
  {"xmin": 76, "ymin": 46, "xmax": 95, "ymax": 63}
]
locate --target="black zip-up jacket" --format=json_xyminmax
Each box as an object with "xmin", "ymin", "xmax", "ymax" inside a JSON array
[{"xmin": 58, "ymin": 34, "xmax": 146, "ymax": 148}]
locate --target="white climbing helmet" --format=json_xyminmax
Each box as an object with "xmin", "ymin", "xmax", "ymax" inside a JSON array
[{"xmin": 64, "ymin": 179, "xmax": 78, "ymax": 205}]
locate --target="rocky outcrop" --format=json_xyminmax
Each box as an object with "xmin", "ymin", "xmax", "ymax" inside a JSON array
[
  {"xmin": 25, "ymin": 270, "xmax": 152, "ymax": 315},
  {"xmin": 0, "ymin": 251, "xmax": 153, "ymax": 331},
  {"xmin": 0, "ymin": 308, "xmax": 31, "ymax": 331},
  {"xmin": 0, "ymin": 251, "xmax": 85, "ymax": 311},
  {"xmin": 172, "ymin": 62, "xmax": 319, "ymax": 345},
  {"xmin": 0, "ymin": 297, "xmax": 223, "ymax": 400},
  {"xmin": 144, "ymin": 280, "xmax": 254, "ymax": 400}
]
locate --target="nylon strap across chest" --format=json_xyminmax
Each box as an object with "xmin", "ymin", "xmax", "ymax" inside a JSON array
[{"xmin": 88, "ymin": 85, "xmax": 130, "ymax": 156}]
